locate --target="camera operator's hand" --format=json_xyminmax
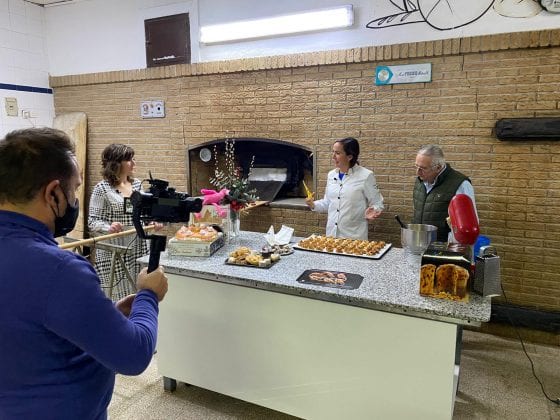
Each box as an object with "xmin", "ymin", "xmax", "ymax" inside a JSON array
[
  {"xmin": 136, "ymin": 267, "xmax": 168, "ymax": 301},
  {"xmin": 108, "ymin": 222, "xmax": 124, "ymax": 233},
  {"xmin": 115, "ymin": 294, "xmax": 136, "ymax": 317}
]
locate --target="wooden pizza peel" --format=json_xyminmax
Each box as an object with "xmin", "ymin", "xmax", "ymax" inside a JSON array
[{"xmin": 53, "ymin": 112, "xmax": 87, "ymax": 241}]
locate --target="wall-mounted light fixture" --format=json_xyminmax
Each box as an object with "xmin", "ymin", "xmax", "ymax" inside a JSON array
[{"xmin": 200, "ymin": 5, "xmax": 354, "ymax": 45}]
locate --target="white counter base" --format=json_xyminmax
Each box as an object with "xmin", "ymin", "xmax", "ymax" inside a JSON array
[{"xmin": 158, "ymin": 273, "xmax": 459, "ymax": 419}]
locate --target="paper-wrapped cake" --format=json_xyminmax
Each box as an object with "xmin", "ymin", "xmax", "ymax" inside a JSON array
[{"xmin": 168, "ymin": 224, "xmax": 224, "ymax": 257}]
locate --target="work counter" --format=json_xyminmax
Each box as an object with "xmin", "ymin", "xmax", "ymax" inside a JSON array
[
  {"xmin": 139, "ymin": 231, "xmax": 492, "ymax": 420},
  {"xmin": 141, "ymin": 231, "xmax": 490, "ymax": 325}
]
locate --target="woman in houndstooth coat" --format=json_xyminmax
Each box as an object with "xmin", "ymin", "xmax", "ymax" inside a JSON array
[{"xmin": 88, "ymin": 144, "xmax": 147, "ymax": 301}]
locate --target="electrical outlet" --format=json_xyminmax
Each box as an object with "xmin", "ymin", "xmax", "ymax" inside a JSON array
[{"xmin": 5, "ymin": 97, "xmax": 18, "ymax": 117}]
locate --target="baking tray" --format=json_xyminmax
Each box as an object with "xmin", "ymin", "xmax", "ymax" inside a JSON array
[
  {"xmin": 225, "ymin": 258, "xmax": 279, "ymax": 269},
  {"xmin": 293, "ymin": 242, "xmax": 392, "ymax": 260},
  {"xmin": 296, "ymin": 269, "xmax": 363, "ymax": 290}
]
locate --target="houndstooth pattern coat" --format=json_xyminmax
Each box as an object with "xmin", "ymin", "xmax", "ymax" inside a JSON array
[{"xmin": 88, "ymin": 179, "xmax": 147, "ymax": 301}]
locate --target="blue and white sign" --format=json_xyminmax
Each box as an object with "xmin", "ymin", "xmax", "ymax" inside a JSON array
[{"xmin": 375, "ymin": 63, "xmax": 432, "ymax": 85}]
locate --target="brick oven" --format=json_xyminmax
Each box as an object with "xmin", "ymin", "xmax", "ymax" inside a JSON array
[{"xmin": 187, "ymin": 138, "xmax": 315, "ymax": 207}]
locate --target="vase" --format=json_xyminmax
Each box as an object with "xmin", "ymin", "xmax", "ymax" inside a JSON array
[{"xmin": 227, "ymin": 207, "xmax": 241, "ymax": 241}]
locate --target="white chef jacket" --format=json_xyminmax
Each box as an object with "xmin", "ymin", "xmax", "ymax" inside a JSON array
[{"xmin": 313, "ymin": 165, "xmax": 384, "ymax": 240}]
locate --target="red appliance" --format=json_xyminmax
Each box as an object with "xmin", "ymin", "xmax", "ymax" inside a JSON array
[{"xmin": 448, "ymin": 194, "xmax": 479, "ymax": 245}]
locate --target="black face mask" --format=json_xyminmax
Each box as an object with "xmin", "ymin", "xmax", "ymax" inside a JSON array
[{"xmin": 52, "ymin": 189, "xmax": 80, "ymax": 238}]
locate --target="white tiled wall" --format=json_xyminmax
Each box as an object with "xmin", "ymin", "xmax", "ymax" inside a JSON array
[{"xmin": 0, "ymin": 0, "xmax": 54, "ymax": 138}]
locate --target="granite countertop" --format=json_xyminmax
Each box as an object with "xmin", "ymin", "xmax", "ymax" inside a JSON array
[{"xmin": 138, "ymin": 231, "xmax": 492, "ymax": 325}]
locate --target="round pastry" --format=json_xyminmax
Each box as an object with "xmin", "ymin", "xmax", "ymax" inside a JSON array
[
  {"xmin": 245, "ymin": 253, "xmax": 263, "ymax": 266},
  {"xmin": 175, "ymin": 224, "xmax": 218, "ymax": 241}
]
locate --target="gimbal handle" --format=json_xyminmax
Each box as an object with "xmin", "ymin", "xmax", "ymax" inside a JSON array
[{"xmin": 131, "ymin": 200, "xmax": 166, "ymax": 273}]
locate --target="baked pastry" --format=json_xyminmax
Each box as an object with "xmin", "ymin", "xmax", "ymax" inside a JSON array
[
  {"xmin": 175, "ymin": 224, "xmax": 218, "ymax": 242},
  {"xmin": 245, "ymin": 253, "xmax": 263, "ymax": 266},
  {"xmin": 453, "ymin": 265, "xmax": 470, "ymax": 298},
  {"xmin": 435, "ymin": 264, "xmax": 470, "ymax": 296},
  {"xmin": 420, "ymin": 264, "xmax": 436, "ymax": 295},
  {"xmin": 298, "ymin": 235, "xmax": 386, "ymax": 257},
  {"xmin": 271, "ymin": 244, "xmax": 292, "ymax": 255},
  {"xmin": 308, "ymin": 271, "xmax": 346, "ymax": 285},
  {"xmin": 229, "ymin": 247, "xmax": 251, "ymax": 258},
  {"xmin": 435, "ymin": 264, "xmax": 456, "ymax": 294}
]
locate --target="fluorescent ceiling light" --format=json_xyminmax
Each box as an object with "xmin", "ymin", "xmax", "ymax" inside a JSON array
[{"xmin": 200, "ymin": 5, "xmax": 354, "ymax": 44}]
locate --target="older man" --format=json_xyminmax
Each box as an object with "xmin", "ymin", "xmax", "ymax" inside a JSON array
[
  {"xmin": 0, "ymin": 128, "xmax": 168, "ymax": 419},
  {"xmin": 413, "ymin": 145, "xmax": 478, "ymax": 367},
  {"xmin": 413, "ymin": 144, "xmax": 477, "ymax": 243}
]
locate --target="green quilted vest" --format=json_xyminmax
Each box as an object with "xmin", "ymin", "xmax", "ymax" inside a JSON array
[{"xmin": 412, "ymin": 165, "xmax": 470, "ymax": 242}]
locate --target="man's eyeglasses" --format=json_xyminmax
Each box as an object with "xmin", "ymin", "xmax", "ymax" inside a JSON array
[{"xmin": 414, "ymin": 164, "xmax": 435, "ymax": 172}]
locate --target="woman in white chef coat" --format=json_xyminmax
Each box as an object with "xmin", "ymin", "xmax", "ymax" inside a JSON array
[{"xmin": 306, "ymin": 137, "xmax": 384, "ymax": 240}]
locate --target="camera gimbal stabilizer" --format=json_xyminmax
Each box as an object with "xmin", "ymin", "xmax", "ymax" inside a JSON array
[{"xmin": 129, "ymin": 175, "xmax": 202, "ymax": 273}]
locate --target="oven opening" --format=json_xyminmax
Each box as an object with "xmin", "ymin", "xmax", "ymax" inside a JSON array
[{"xmin": 187, "ymin": 138, "xmax": 315, "ymax": 208}]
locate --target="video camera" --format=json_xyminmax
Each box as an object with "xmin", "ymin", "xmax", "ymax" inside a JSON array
[
  {"xmin": 128, "ymin": 174, "xmax": 203, "ymax": 272},
  {"xmin": 129, "ymin": 177, "xmax": 202, "ymax": 223}
]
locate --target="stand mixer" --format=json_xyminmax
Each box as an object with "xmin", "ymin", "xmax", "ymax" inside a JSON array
[
  {"xmin": 448, "ymin": 194, "xmax": 480, "ymax": 260},
  {"xmin": 448, "ymin": 194, "xmax": 501, "ymax": 297}
]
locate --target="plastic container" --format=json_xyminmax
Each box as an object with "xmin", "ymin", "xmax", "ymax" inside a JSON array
[{"xmin": 474, "ymin": 235, "xmax": 491, "ymax": 257}]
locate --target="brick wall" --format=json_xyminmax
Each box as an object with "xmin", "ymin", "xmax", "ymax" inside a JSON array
[{"xmin": 51, "ymin": 30, "xmax": 560, "ymax": 312}]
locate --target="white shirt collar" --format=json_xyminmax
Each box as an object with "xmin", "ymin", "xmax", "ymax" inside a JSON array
[{"xmin": 336, "ymin": 165, "xmax": 357, "ymax": 176}]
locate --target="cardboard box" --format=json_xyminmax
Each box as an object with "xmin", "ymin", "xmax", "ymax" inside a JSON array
[
  {"xmin": 168, "ymin": 235, "xmax": 224, "ymax": 257},
  {"xmin": 419, "ymin": 244, "xmax": 472, "ymax": 301}
]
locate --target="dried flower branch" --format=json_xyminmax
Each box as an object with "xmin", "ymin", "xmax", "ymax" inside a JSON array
[{"xmin": 209, "ymin": 138, "xmax": 258, "ymax": 212}]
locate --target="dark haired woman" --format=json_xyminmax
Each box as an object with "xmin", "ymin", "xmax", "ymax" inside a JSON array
[
  {"xmin": 88, "ymin": 144, "xmax": 146, "ymax": 300},
  {"xmin": 306, "ymin": 137, "xmax": 384, "ymax": 240}
]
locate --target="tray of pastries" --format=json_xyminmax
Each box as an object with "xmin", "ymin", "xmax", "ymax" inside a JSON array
[
  {"xmin": 266, "ymin": 244, "xmax": 294, "ymax": 256},
  {"xmin": 294, "ymin": 235, "xmax": 391, "ymax": 260},
  {"xmin": 226, "ymin": 246, "xmax": 282, "ymax": 269},
  {"xmin": 296, "ymin": 269, "xmax": 363, "ymax": 290}
]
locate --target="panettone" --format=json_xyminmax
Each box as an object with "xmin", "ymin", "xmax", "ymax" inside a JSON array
[
  {"xmin": 420, "ymin": 264, "xmax": 436, "ymax": 295},
  {"xmin": 419, "ymin": 244, "xmax": 472, "ymax": 301},
  {"xmin": 435, "ymin": 264, "xmax": 469, "ymax": 296}
]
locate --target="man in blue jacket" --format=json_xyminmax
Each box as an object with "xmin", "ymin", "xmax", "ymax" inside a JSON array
[{"xmin": 0, "ymin": 128, "xmax": 168, "ymax": 419}]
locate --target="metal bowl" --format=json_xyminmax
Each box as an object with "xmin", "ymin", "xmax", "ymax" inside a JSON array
[{"xmin": 401, "ymin": 224, "xmax": 438, "ymax": 254}]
